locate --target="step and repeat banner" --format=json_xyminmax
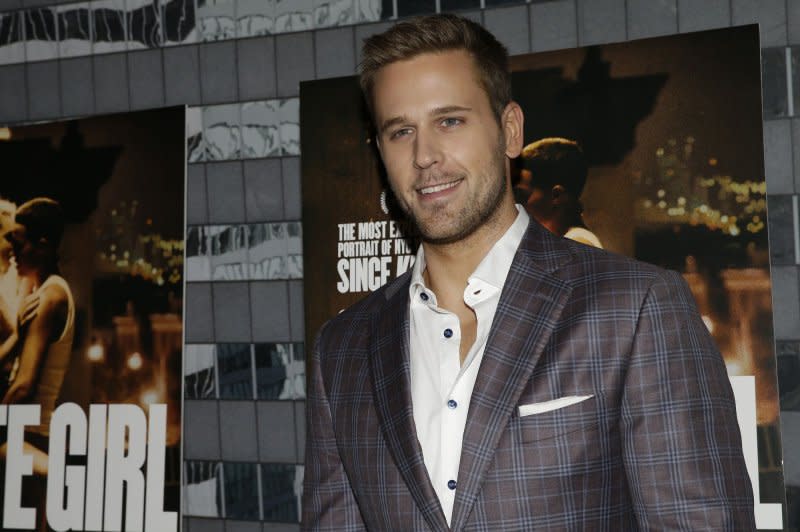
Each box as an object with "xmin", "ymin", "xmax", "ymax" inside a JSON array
[
  {"xmin": 301, "ymin": 26, "xmax": 786, "ymax": 529},
  {"xmin": 0, "ymin": 108, "xmax": 184, "ymax": 531}
]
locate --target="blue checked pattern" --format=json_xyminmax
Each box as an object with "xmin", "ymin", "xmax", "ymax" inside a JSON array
[{"xmin": 302, "ymin": 220, "xmax": 755, "ymax": 531}]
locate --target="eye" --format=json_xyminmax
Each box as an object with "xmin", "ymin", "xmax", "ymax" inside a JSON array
[
  {"xmin": 389, "ymin": 128, "xmax": 412, "ymax": 140},
  {"xmin": 440, "ymin": 117, "xmax": 463, "ymax": 128}
]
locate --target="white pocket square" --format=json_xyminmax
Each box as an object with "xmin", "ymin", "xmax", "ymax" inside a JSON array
[{"xmin": 518, "ymin": 395, "xmax": 594, "ymax": 417}]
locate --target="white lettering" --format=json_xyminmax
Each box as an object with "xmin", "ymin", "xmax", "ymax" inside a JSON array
[
  {"xmin": 47, "ymin": 403, "xmax": 86, "ymax": 531},
  {"xmin": 104, "ymin": 405, "xmax": 146, "ymax": 531},
  {"xmin": 145, "ymin": 405, "xmax": 177, "ymax": 530},
  {"xmin": 3, "ymin": 405, "xmax": 40, "ymax": 529},
  {"xmin": 84, "ymin": 404, "xmax": 107, "ymax": 531}
]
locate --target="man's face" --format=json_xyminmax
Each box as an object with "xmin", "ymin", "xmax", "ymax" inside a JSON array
[
  {"xmin": 516, "ymin": 169, "xmax": 554, "ymax": 222},
  {"xmin": 372, "ymin": 50, "xmax": 521, "ymax": 244},
  {"xmin": 0, "ymin": 216, "xmax": 14, "ymax": 274},
  {"xmin": 4, "ymin": 223, "xmax": 33, "ymax": 272}
]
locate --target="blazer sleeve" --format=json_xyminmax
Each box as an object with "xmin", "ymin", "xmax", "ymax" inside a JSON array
[
  {"xmin": 619, "ymin": 269, "xmax": 756, "ymax": 530},
  {"xmin": 301, "ymin": 324, "xmax": 367, "ymax": 532}
]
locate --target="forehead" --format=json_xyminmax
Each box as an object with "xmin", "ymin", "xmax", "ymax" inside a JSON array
[{"xmin": 371, "ymin": 50, "xmax": 490, "ymax": 121}]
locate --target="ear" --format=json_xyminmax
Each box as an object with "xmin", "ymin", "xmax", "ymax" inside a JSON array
[
  {"xmin": 501, "ymin": 101, "xmax": 524, "ymax": 158},
  {"xmin": 551, "ymin": 184, "xmax": 568, "ymax": 204}
]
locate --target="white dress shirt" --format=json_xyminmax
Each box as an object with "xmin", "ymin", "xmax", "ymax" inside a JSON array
[{"xmin": 408, "ymin": 206, "xmax": 529, "ymax": 525}]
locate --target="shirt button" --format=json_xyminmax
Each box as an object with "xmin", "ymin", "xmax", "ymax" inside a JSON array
[
  {"xmin": 447, "ymin": 399, "xmax": 457, "ymax": 409},
  {"xmin": 447, "ymin": 480, "xmax": 457, "ymax": 490},
  {"xmin": 443, "ymin": 328, "xmax": 453, "ymax": 338},
  {"xmin": 420, "ymin": 292, "xmax": 429, "ymax": 301}
]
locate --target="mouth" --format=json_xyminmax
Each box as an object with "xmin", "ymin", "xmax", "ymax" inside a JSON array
[{"xmin": 417, "ymin": 179, "xmax": 462, "ymax": 196}]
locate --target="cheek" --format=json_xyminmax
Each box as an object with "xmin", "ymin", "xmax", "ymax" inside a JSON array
[
  {"xmin": 379, "ymin": 146, "xmax": 407, "ymax": 175},
  {"xmin": 526, "ymin": 191, "xmax": 552, "ymax": 215}
]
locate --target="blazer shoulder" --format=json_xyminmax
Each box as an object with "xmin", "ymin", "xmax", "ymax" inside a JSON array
[
  {"xmin": 570, "ymin": 234, "xmax": 664, "ymax": 273},
  {"xmin": 316, "ymin": 270, "xmax": 410, "ymax": 344},
  {"xmin": 519, "ymin": 219, "xmax": 668, "ymax": 286},
  {"xmin": 553, "ymin": 235, "xmax": 684, "ymax": 297}
]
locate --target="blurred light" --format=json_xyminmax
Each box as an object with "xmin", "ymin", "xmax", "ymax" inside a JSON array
[
  {"xmin": 677, "ymin": 197, "xmax": 686, "ymax": 206},
  {"xmin": 657, "ymin": 189, "xmax": 665, "ymax": 198},
  {"xmin": 141, "ymin": 389, "xmax": 159, "ymax": 406},
  {"xmin": 701, "ymin": 315, "xmax": 715, "ymax": 333},
  {"xmin": 657, "ymin": 200, "xmax": 667, "ymax": 209},
  {"xmin": 128, "ymin": 352, "xmax": 143, "ymax": 370},
  {"xmin": 725, "ymin": 360, "xmax": 744, "ymax": 376},
  {"xmin": 0, "ymin": 128, "xmax": 10, "ymax": 140},
  {"xmin": 87, "ymin": 343, "xmax": 104, "ymax": 362},
  {"xmin": 708, "ymin": 158, "xmax": 718, "ymax": 166}
]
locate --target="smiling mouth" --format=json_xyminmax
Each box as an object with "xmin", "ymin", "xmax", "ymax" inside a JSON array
[{"xmin": 417, "ymin": 179, "xmax": 462, "ymax": 195}]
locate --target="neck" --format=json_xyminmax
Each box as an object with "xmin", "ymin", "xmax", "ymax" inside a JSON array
[
  {"xmin": 18, "ymin": 265, "xmax": 55, "ymax": 291},
  {"xmin": 422, "ymin": 198, "xmax": 518, "ymax": 299}
]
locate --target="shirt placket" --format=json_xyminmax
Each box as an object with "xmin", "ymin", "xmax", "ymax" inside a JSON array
[{"xmin": 439, "ymin": 312, "xmax": 461, "ymax": 518}]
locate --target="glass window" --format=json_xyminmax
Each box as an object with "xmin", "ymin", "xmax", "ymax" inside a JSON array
[
  {"xmin": 184, "ymin": 344, "xmax": 216, "ymax": 399},
  {"xmin": 224, "ymin": 462, "xmax": 260, "ymax": 520},
  {"xmin": 261, "ymin": 463, "xmax": 301, "ymax": 522},
  {"xmin": 762, "ymin": 47, "xmax": 788, "ymax": 119},
  {"xmin": 792, "ymin": 46, "xmax": 800, "ymax": 117},
  {"xmin": 255, "ymin": 343, "xmax": 305, "ymax": 399},
  {"xmin": 183, "ymin": 461, "xmax": 223, "ymax": 518},
  {"xmin": 217, "ymin": 343, "xmax": 253, "ymax": 399}
]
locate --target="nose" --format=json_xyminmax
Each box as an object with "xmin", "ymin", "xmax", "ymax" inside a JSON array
[{"xmin": 412, "ymin": 129, "xmax": 439, "ymax": 170}]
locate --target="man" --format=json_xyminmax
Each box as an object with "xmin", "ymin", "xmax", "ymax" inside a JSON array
[
  {"xmin": 303, "ymin": 14, "xmax": 754, "ymax": 531},
  {"xmin": 515, "ymin": 137, "xmax": 602, "ymax": 248}
]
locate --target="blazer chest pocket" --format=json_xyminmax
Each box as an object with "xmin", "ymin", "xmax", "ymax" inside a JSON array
[{"xmin": 514, "ymin": 393, "xmax": 603, "ymax": 443}]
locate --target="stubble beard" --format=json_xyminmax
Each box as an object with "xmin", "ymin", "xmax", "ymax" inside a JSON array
[{"xmin": 397, "ymin": 139, "xmax": 508, "ymax": 246}]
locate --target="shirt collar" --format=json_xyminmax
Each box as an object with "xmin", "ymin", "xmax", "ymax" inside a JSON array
[{"xmin": 410, "ymin": 204, "xmax": 530, "ymax": 300}]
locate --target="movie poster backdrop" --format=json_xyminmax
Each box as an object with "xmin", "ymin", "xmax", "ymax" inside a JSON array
[
  {"xmin": 0, "ymin": 108, "xmax": 184, "ymax": 530},
  {"xmin": 301, "ymin": 26, "xmax": 786, "ymax": 528}
]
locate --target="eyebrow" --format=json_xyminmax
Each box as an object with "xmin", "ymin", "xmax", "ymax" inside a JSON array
[{"xmin": 378, "ymin": 105, "xmax": 473, "ymax": 135}]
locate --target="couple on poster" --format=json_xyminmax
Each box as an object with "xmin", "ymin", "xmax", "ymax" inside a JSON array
[{"xmin": 0, "ymin": 197, "xmax": 73, "ymax": 528}]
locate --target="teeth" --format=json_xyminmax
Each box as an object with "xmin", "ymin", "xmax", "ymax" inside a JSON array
[{"xmin": 419, "ymin": 180, "xmax": 459, "ymax": 195}]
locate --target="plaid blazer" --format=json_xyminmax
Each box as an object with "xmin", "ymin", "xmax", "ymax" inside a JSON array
[{"xmin": 302, "ymin": 220, "xmax": 755, "ymax": 531}]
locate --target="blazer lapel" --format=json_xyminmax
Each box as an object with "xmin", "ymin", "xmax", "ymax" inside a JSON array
[
  {"xmin": 450, "ymin": 223, "xmax": 575, "ymax": 531},
  {"xmin": 369, "ymin": 275, "xmax": 449, "ymax": 532}
]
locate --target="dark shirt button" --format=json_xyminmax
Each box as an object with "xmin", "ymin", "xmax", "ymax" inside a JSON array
[
  {"xmin": 447, "ymin": 399, "xmax": 457, "ymax": 409},
  {"xmin": 447, "ymin": 480, "xmax": 457, "ymax": 490},
  {"xmin": 443, "ymin": 328, "xmax": 453, "ymax": 338},
  {"xmin": 420, "ymin": 292, "xmax": 429, "ymax": 301}
]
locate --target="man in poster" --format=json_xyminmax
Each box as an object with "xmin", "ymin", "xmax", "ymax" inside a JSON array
[
  {"xmin": 514, "ymin": 137, "xmax": 603, "ymax": 248},
  {"xmin": 303, "ymin": 14, "xmax": 754, "ymax": 531}
]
